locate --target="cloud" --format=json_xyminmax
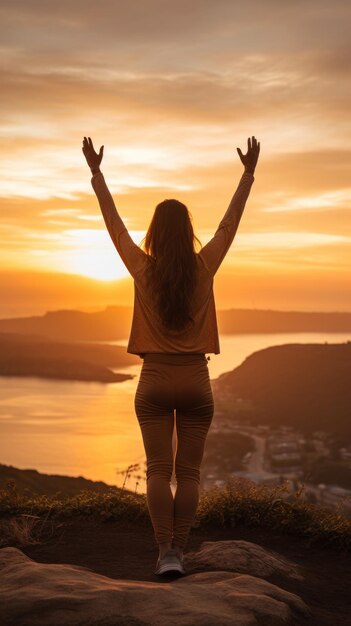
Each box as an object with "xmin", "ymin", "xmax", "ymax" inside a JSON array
[
  {"xmin": 1, "ymin": 1, "xmax": 349, "ymax": 59},
  {"xmin": 262, "ymin": 189, "xmax": 351, "ymax": 213},
  {"xmin": 1, "ymin": 0, "xmax": 350, "ymax": 293},
  {"xmin": 235, "ymin": 231, "xmax": 350, "ymax": 248}
]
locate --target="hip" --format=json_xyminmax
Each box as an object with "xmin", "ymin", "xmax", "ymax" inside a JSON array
[
  {"xmin": 135, "ymin": 354, "xmax": 213, "ymax": 413},
  {"xmin": 141, "ymin": 352, "xmax": 210, "ymax": 366}
]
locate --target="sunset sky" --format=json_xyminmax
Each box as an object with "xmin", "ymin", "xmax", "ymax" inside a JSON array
[{"xmin": 1, "ymin": 0, "xmax": 350, "ymax": 316}]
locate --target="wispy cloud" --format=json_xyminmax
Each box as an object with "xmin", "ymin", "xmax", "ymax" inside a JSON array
[
  {"xmin": 1, "ymin": 0, "xmax": 350, "ymax": 304},
  {"xmin": 261, "ymin": 189, "xmax": 351, "ymax": 213}
]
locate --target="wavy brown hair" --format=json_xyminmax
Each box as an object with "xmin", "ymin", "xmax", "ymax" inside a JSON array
[{"xmin": 140, "ymin": 198, "xmax": 202, "ymax": 332}]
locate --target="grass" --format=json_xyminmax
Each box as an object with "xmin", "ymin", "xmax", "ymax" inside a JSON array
[{"xmin": 0, "ymin": 469, "xmax": 350, "ymax": 551}]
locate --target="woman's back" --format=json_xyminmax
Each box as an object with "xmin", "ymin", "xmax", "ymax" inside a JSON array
[
  {"xmin": 128, "ymin": 250, "xmax": 218, "ymax": 356},
  {"xmin": 90, "ymin": 168, "xmax": 255, "ymax": 357},
  {"xmin": 126, "ymin": 168, "xmax": 255, "ymax": 356}
]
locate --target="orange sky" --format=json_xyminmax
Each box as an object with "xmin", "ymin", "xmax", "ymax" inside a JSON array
[{"xmin": 1, "ymin": 1, "xmax": 350, "ymax": 316}]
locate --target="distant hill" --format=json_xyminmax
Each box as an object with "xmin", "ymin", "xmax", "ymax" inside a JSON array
[
  {"xmin": 212, "ymin": 342, "xmax": 351, "ymax": 438},
  {"xmin": 217, "ymin": 309, "xmax": 351, "ymax": 334},
  {"xmin": 0, "ymin": 268, "xmax": 134, "ymax": 319},
  {"xmin": 0, "ymin": 333, "xmax": 140, "ymax": 383},
  {"xmin": 0, "ymin": 307, "xmax": 350, "ymax": 342},
  {"xmin": 0, "ymin": 307, "xmax": 132, "ymax": 341},
  {"xmin": 0, "ymin": 463, "xmax": 136, "ymax": 498}
]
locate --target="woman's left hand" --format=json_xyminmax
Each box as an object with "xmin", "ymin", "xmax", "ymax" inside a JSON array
[{"xmin": 82, "ymin": 136, "xmax": 104, "ymax": 171}]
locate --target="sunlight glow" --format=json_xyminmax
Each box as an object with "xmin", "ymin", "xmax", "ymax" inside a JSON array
[
  {"xmin": 262, "ymin": 189, "xmax": 351, "ymax": 212},
  {"xmin": 59, "ymin": 228, "xmax": 146, "ymax": 281},
  {"xmin": 18, "ymin": 227, "xmax": 147, "ymax": 280},
  {"xmin": 69, "ymin": 254, "xmax": 128, "ymax": 281},
  {"xmin": 200, "ymin": 230, "xmax": 350, "ymax": 249}
]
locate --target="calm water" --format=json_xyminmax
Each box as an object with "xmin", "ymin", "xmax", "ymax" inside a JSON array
[{"xmin": 0, "ymin": 332, "xmax": 349, "ymax": 494}]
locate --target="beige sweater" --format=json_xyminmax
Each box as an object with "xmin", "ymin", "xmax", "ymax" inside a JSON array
[{"xmin": 91, "ymin": 169, "xmax": 255, "ymax": 357}]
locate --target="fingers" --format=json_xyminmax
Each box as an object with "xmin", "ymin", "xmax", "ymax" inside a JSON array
[
  {"xmin": 82, "ymin": 136, "xmax": 93, "ymax": 146},
  {"xmin": 83, "ymin": 137, "xmax": 90, "ymax": 152},
  {"xmin": 82, "ymin": 136, "xmax": 97, "ymax": 155},
  {"xmin": 248, "ymin": 136, "xmax": 260, "ymax": 153}
]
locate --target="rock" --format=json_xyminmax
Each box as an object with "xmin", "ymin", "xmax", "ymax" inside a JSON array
[
  {"xmin": 0, "ymin": 545, "xmax": 309, "ymax": 626},
  {"xmin": 186, "ymin": 540, "xmax": 303, "ymax": 581}
]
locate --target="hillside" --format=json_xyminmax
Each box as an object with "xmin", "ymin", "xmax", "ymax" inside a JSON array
[
  {"xmin": 212, "ymin": 341, "xmax": 351, "ymax": 438},
  {"xmin": 218, "ymin": 308, "xmax": 351, "ymax": 334},
  {"xmin": 0, "ymin": 463, "xmax": 131, "ymax": 499},
  {"xmin": 0, "ymin": 332, "xmax": 140, "ymax": 382},
  {"xmin": 0, "ymin": 307, "xmax": 132, "ymax": 341},
  {"xmin": 0, "ymin": 306, "xmax": 350, "ymax": 342}
]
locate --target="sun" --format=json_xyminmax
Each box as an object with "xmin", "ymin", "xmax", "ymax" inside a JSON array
[
  {"xmin": 72, "ymin": 258, "xmax": 128, "ymax": 281},
  {"xmin": 59, "ymin": 228, "xmax": 135, "ymax": 281}
]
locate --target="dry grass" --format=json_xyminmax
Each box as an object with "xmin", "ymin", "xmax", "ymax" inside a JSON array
[{"xmin": 0, "ymin": 471, "xmax": 350, "ymax": 551}]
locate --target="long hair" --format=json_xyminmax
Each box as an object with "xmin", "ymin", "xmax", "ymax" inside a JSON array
[{"xmin": 140, "ymin": 198, "xmax": 202, "ymax": 332}]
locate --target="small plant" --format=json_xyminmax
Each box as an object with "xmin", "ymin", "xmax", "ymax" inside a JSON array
[
  {"xmin": 116, "ymin": 462, "xmax": 147, "ymax": 492},
  {"xmin": 0, "ymin": 508, "xmax": 59, "ymax": 548},
  {"xmin": 0, "ymin": 515, "xmax": 41, "ymax": 547},
  {"xmin": 0, "ymin": 471, "xmax": 350, "ymax": 551}
]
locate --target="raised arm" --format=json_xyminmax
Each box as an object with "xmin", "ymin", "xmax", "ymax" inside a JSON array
[
  {"xmin": 199, "ymin": 136, "xmax": 260, "ymax": 276},
  {"xmin": 82, "ymin": 137, "xmax": 147, "ymax": 278}
]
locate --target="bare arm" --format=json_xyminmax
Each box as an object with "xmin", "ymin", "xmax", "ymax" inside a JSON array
[
  {"xmin": 82, "ymin": 137, "xmax": 146, "ymax": 277},
  {"xmin": 199, "ymin": 136, "xmax": 260, "ymax": 276}
]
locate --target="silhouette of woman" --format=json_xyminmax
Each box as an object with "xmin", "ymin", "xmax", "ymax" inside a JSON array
[{"xmin": 82, "ymin": 135, "xmax": 260, "ymax": 575}]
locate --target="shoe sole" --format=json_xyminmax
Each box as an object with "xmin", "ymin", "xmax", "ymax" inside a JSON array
[
  {"xmin": 154, "ymin": 560, "xmax": 185, "ymax": 575},
  {"xmin": 154, "ymin": 565, "xmax": 185, "ymax": 576}
]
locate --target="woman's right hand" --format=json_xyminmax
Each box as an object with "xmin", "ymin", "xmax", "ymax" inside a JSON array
[
  {"xmin": 82, "ymin": 136, "xmax": 104, "ymax": 172},
  {"xmin": 237, "ymin": 136, "xmax": 260, "ymax": 173}
]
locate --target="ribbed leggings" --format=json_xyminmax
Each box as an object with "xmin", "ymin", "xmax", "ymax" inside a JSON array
[{"xmin": 134, "ymin": 352, "xmax": 214, "ymax": 550}]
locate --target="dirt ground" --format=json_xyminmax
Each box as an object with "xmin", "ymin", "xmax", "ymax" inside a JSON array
[{"xmin": 15, "ymin": 516, "xmax": 351, "ymax": 626}]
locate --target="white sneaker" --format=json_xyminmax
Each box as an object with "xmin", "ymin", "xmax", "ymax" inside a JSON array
[{"xmin": 154, "ymin": 548, "xmax": 185, "ymax": 575}]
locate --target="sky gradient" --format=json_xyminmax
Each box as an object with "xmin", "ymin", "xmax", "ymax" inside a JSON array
[{"xmin": 1, "ymin": 0, "xmax": 350, "ymax": 315}]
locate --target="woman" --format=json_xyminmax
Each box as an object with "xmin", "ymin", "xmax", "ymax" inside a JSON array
[{"xmin": 82, "ymin": 135, "xmax": 260, "ymax": 576}]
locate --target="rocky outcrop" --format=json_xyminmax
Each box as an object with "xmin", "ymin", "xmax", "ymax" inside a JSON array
[
  {"xmin": 0, "ymin": 541, "xmax": 309, "ymax": 625},
  {"xmin": 187, "ymin": 540, "xmax": 304, "ymax": 580}
]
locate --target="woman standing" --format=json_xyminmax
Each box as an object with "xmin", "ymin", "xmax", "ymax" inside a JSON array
[{"xmin": 82, "ymin": 135, "xmax": 260, "ymax": 576}]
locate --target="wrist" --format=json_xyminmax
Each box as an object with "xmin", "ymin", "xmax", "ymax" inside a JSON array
[
  {"xmin": 90, "ymin": 166, "xmax": 101, "ymax": 175},
  {"xmin": 244, "ymin": 167, "xmax": 255, "ymax": 175}
]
